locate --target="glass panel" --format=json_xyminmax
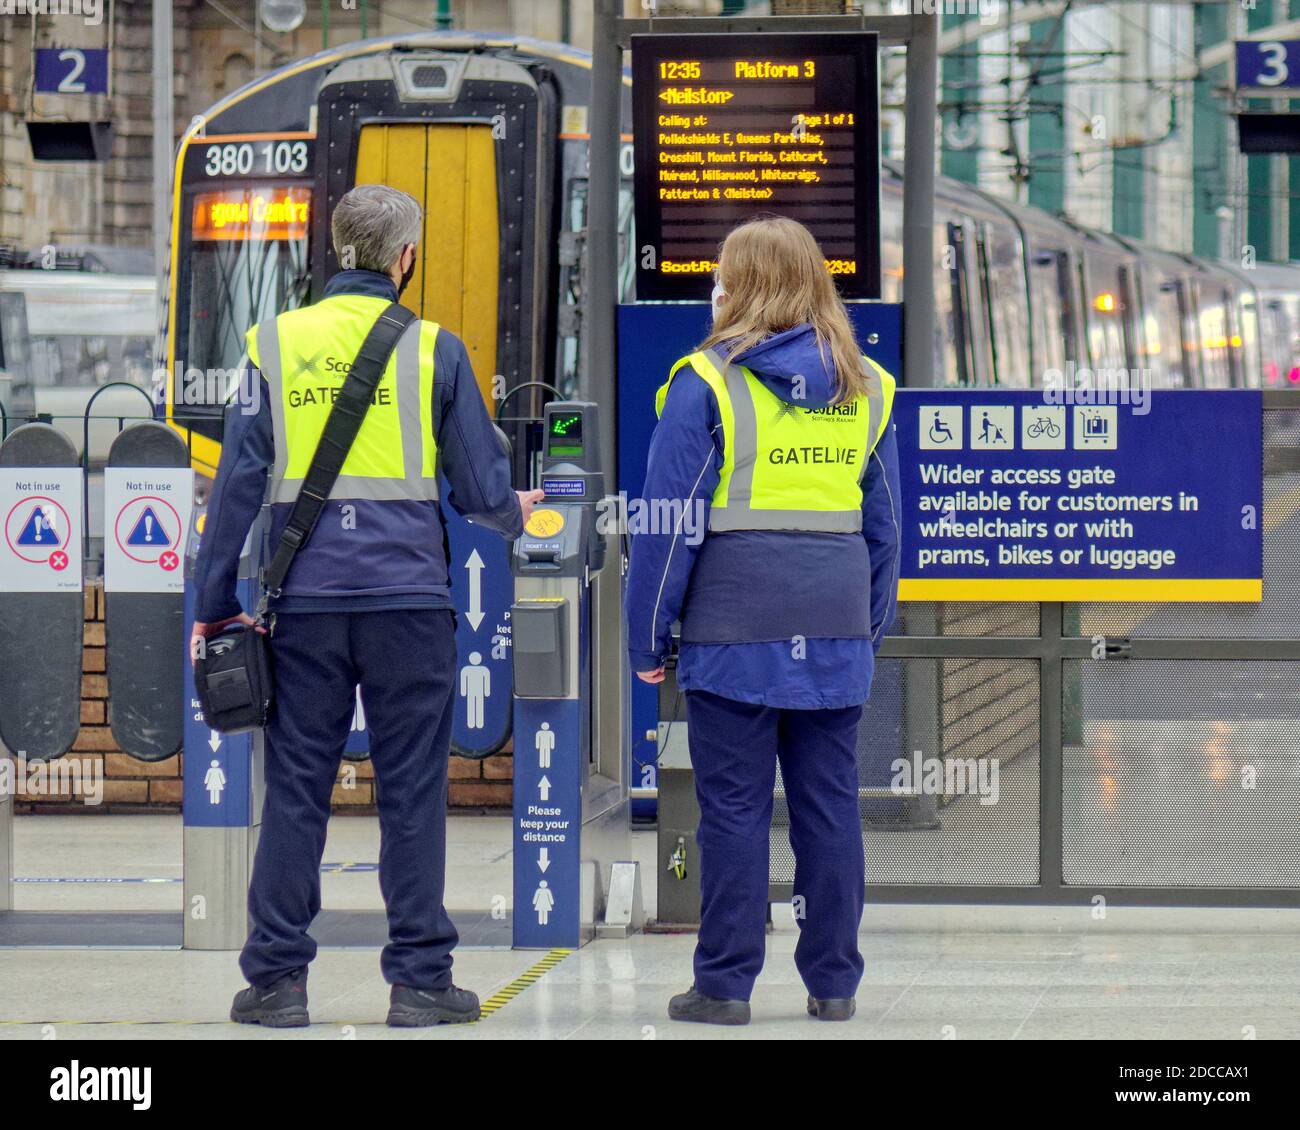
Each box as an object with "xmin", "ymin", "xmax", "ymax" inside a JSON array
[
  {"xmin": 1064, "ymin": 659, "xmax": 1300, "ymax": 887},
  {"xmin": 769, "ymin": 657, "xmax": 1040, "ymax": 887},
  {"xmin": 184, "ymin": 184, "xmax": 311, "ymax": 403}
]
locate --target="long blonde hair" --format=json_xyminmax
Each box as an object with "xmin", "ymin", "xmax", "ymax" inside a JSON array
[{"xmin": 700, "ymin": 215, "xmax": 869, "ymax": 403}]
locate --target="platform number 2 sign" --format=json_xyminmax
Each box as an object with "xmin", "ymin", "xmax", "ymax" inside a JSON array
[{"xmin": 34, "ymin": 48, "xmax": 110, "ymax": 96}]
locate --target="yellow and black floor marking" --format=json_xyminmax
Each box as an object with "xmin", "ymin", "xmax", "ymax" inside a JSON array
[
  {"xmin": 476, "ymin": 948, "xmax": 571, "ymax": 1021},
  {"xmin": 0, "ymin": 949, "xmax": 574, "ymax": 1029}
]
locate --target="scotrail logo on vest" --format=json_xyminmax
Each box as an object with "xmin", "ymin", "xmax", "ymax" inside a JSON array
[{"xmin": 49, "ymin": 1062, "xmax": 151, "ymax": 1111}]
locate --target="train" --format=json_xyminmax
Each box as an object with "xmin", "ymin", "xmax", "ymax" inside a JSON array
[
  {"xmin": 3, "ymin": 32, "xmax": 1298, "ymax": 476},
  {"xmin": 155, "ymin": 31, "xmax": 1298, "ymax": 476},
  {"xmin": 0, "ymin": 250, "xmax": 156, "ymax": 462},
  {"xmin": 158, "ymin": 31, "xmax": 626, "ymax": 479},
  {"xmin": 881, "ymin": 159, "xmax": 1300, "ymax": 392}
]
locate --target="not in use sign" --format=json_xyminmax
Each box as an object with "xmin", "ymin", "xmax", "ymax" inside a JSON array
[
  {"xmin": 0, "ymin": 469, "xmax": 83, "ymax": 592},
  {"xmin": 104, "ymin": 468, "xmax": 194, "ymax": 593},
  {"xmin": 895, "ymin": 390, "xmax": 1263, "ymax": 602}
]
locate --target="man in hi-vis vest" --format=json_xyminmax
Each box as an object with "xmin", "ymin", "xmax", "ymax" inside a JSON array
[{"xmin": 191, "ymin": 185, "xmax": 543, "ymax": 1028}]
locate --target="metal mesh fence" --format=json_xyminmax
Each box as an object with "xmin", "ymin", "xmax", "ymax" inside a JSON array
[
  {"xmin": 1063, "ymin": 659, "xmax": 1300, "ymax": 888},
  {"xmin": 896, "ymin": 601, "xmax": 1039, "ymax": 636},
  {"xmin": 770, "ymin": 657, "xmax": 1040, "ymax": 887},
  {"xmin": 763, "ymin": 396, "xmax": 1300, "ymax": 905}
]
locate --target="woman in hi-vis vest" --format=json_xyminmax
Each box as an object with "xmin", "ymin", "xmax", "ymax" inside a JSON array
[{"xmin": 626, "ymin": 216, "xmax": 902, "ymax": 1025}]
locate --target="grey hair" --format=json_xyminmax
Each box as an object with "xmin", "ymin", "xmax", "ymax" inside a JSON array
[{"xmin": 330, "ymin": 184, "xmax": 422, "ymax": 273}]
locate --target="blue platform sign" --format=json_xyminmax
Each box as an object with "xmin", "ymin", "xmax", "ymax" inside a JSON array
[
  {"xmin": 895, "ymin": 390, "xmax": 1263, "ymax": 603},
  {"xmin": 444, "ymin": 491, "xmax": 514, "ymax": 758},
  {"xmin": 1236, "ymin": 40, "xmax": 1300, "ymax": 89},
  {"xmin": 512, "ymin": 697, "xmax": 582, "ymax": 948},
  {"xmin": 615, "ymin": 301, "xmax": 904, "ymax": 816},
  {"xmin": 35, "ymin": 48, "xmax": 109, "ymax": 95},
  {"xmin": 182, "ymin": 583, "xmax": 255, "ymax": 827},
  {"xmin": 338, "ymin": 489, "xmax": 515, "ymax": 761}
]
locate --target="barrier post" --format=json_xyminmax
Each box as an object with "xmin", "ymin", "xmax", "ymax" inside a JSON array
[
  {"xmin": 181, "ymin": 491, "xmax": 265, "ymax": 950},
  {"xmin": 511, "ymin": 402, "xmax": 631, "ymax": 947},
  {"xmin": 0, "ymin": 424, "xmax": 84, "ymax": 763},
  {"xmin": 102, "ymin": 422, "xmax": 193, "ymax": 762}
]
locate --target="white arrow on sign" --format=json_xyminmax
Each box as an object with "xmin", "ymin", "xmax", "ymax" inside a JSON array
[
  {"xmin": 208, "ymin": 730, "xmax": 221, "ymax": 753},
  {"xmin": 538, "ymin": 775, "xmax": 551, "ymax": 802},
  {"xmin": 465, "ymin": 549, "xmax": 485, "ymax": 630},
  {"xmin": 538, "ymin": 847, "xmax": 550, "ymax": 873}
]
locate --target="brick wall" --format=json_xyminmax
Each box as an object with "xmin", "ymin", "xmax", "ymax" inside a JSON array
[{"xmin": 12, "ymin": 583, "xmax": 514, "ymax": 814}]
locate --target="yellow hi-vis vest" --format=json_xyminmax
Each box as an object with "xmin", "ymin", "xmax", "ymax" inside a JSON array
[
  {"xmin": 247, "ymin": 294, "xmax": 439, "ymax": 506},
  {"xmin": 656, "ymin": 347, "xmax": 896, "ymax": 533}
]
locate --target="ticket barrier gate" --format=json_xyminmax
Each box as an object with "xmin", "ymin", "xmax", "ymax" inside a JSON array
[
  {"xmin": 180, "ymin": 401, "xmax": 636, "ymax": 951},
  {"xmin": 511, "ymin": 401, "xmax": 638, "ymax": 947},
  {"xmin": 0, "ymin": 420, "xmax": 193, "ymax": 944},
  {"xmin": 2, "ymin": 400, "xmax": 636, "ymax": 949}
]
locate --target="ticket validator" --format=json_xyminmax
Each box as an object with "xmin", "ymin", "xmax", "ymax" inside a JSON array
[{"xmin": 511, "ymin": 402, "xmax": 636, "ymax": 947}]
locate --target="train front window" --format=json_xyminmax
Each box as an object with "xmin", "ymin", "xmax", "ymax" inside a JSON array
[{"xmin": 184, "ymin": 185, "xmax": 310, "ymax": 402}]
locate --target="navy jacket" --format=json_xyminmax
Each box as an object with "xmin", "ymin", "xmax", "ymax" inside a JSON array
[
  {"xmin": 624, "ymin": 324, "xmax": 902, "ymax": 710},
  {"xmin": 192, "ymin": 270, "xmax": 521, "ymax": 622}
]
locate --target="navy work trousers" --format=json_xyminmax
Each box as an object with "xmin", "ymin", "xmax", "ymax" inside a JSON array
[
  {"xmin": 685, "ymin": 689, "xmax": 866, "ymax": 1002},
  {"xmin": 239, "ymin": 609, "xmax": 459, "ymax": 990}
]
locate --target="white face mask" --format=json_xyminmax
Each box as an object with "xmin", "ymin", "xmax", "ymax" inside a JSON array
[{"xmin": 710, "ymin": 282, "xmax": 727, "ymax": 322}]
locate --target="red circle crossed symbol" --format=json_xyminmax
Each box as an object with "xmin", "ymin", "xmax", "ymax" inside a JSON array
[
  {"xmin": 159, "ymin": 551, "xmax": 179, "ymax": 572},
  {"xmin": 49, "ymin": 551, "xmax": 69, "ymax": 571}
]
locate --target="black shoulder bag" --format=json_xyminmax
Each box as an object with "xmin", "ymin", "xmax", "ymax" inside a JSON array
[{"xmin": 195, "ymin": 303, "xmax": 416, "ymax": 734}]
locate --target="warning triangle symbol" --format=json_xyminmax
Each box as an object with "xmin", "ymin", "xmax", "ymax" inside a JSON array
[
  {"xmin": 126, "ymin": 506, "xmax": 167, "ymax": 547},
  {"xmin": 15, "ymin": 505, "xmax": 57, "ymax": 546}
]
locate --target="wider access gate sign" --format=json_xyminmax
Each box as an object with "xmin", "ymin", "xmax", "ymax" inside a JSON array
[{"xmin": 895, "ymin": 390, "xmax": 1262, "ymax": 602}]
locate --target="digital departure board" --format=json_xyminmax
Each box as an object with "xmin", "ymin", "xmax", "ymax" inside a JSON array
[{"xmin": 631, "ymin": 33, "xmax": 880, "ymax": 301}]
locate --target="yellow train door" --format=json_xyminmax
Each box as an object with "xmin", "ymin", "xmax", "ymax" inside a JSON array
[{"xmin": 354, "ymin": 123, "xmax": 500, "ymax": 408}]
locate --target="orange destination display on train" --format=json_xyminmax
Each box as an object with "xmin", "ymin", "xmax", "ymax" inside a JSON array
[{"xmin": 191, "ymin": 187, "xmax": 311, "ymax": 241}]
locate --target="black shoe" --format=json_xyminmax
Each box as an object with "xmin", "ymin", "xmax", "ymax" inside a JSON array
[
  {"xmin": 668, "ymin": 986, "xmax": 751, "ymax": 1026},
  {"xmin": 807, "ymin": 994, "xmax": 856, "ymax": 1021},
  {"xmin": 387, "ymin": 983, "xmax": 481, "ymax": 1027},
  {"xmin": 230, "ymin": 968, "xmax": 310, "ymax": 1028}
]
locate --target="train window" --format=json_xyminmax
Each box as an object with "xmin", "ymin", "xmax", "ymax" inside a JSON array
[
  {"xmin": 1264, "ymin": 298, "xmax": 1300, "ymax": 386},
  {"xmin": 1054, "ymin": 253, "xmax": 1082, "ymax": 370},
  {"xmin": 1232, "ymin": 289, "xmax": 1259, "ymax": 388},
  {"xmin": 1284, "ymin": 297, "xmax": 1300, "ymax": 383},
  {"xmin": 936, "ymin": 220, "xmax": 971, "ymax": 386},
  {"xmin": 980, "ymin": 223, "xmax": 1030, "ymax": 387},
  {"xmin": 1196, "ymin": 285, "xmax": 1232, "ymax": 388},
  {"xmin": 965, "ymin": 226, "xmax": 995, "ymax": 385},
  {"xmin": 1028, "ymin": 250, "xmax": 1066, "ymax": 381},
  {"xmin": 1152, "ymin": 281, "xmax": 1190, "ymax": 388},
  {"xmin": 1081, "ymin": 259, "xmax": 1126, "ymax": 375},
  {"xmin": 1118, "ymin": 264, "xmax": 1140, "ymax": 370},
  {"xmin": 183, "ymin": 185, "xmax": 310, "ymax": 407},
  {"xmin": 880, "ymin": 192, "xmax": 903, "ymax": 304},
  {"xmin": 1074, "ymin": 257, "xmax": 1093, "ymax": 369},
  {"xmin": 1263, "ymin": 301, "xmax": 1285, "ymax": 386}
]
